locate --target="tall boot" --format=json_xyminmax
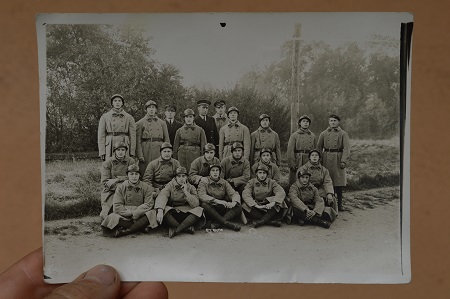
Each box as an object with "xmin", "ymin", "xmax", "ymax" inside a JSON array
[
  {"xmin": 310, "ymin": 215, "xmax": 331, "ymax": 229},
  {"xmin": 173, "ymin": 214, "xmax": 199, "ymax": 237},
  {"xmin": 115, "ymin": 216, "xmax": 150, "ymax": 237},
  {"xmin": 223, "ymin": 205, "xmax": 242, "ymax": 221},
  {"xmin": 202, "ymin": 203, "xmax": 227, "ymax": 225},
  {"xmin": 334, "ymin": 186, "xmax": 343, "ymax": 211},
  {"xmin": 253, "ymin": 209, "xmax": 277, "ymax": 228}
]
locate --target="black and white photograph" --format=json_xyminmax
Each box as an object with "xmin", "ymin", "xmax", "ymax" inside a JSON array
[{"xmin": 37, "ymin": 12, "xmax": 412, "ymax": 283}]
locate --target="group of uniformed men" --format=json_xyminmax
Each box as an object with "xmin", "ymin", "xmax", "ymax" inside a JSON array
[{"xmin": 98, "ymin": 94, "xmax": 350, "ymax": 238}]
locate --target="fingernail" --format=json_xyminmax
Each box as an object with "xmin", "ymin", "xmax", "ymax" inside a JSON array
[{"xmin": 84, "ymin": 265, "xmax": 116, "ymax": 286}]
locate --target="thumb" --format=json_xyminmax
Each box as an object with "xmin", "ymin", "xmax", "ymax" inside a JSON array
[{"xmin": 45, "ymin": 265, "xmax": 120, "ymax": 299}]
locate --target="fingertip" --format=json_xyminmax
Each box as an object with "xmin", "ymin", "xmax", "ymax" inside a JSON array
[{"xmin": 83, "ymin": 265, "xmax": 118, "ymax": 286}]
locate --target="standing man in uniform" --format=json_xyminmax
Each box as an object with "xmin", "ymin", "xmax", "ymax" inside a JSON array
[
  {"xmin": 98, "ymin": 94, "xmax": 136, "ymax": 161},
  {"xmin": 218, "ymin": 106, "xmax": 251, "ymax": 161},
  {"xmin": 317, "ymin": 114, "xmax": 350, "ymax": 211},
  {"xmin": 99, "ymin": 141, "xmax": 136, "ymax": 220},
  {"xmin": 195, "ymin": 99, "xmax": 219, "ymax": 156},
  {"xmin": 164, "ymin": 104, "xmax": 182, "ymax": 146},
  {"xmin": 249, "ymin": 114, "xmax": 282, "ymax": 166},
  {"xmin": 287, "ymin": 115, "xmax": 316, "ymax": 185},
  {"xmin": 173, "ymin": 109, "xmax": 207, "ymax": 171},
  {"xmin": 213, "ymin": 100, "xmax": 228, "ymax": 131},
  {"xmin": 136, "ymin": 100, "xmax": 170, "ymax": 176},
  {"xmin": 220, "ymin": 142, "xmax": 251, "ymax": 194},
  {"xmin": 142, "ymin": 142, "xmax": 181, "ymax": 197}
]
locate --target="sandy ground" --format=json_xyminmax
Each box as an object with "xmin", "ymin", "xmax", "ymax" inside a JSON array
[{"xmin": 43, "ymin": 187, "xmax": 406, "ymax": 283}]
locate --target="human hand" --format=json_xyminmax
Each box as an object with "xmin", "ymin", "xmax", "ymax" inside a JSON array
[
  {"xmin": 340, "ymin": 162, "xmax": 346, "ymax": 169},
  {"xmin": 305, "ymin": 209, "xmax": 315, "ymax": 220},
  {"xmin": 265, "ymin": 202, "xmax": 276, "ymax": 209},
  {"xmin": 326, "ymin": 194, "xmax": 334, "ymax": 205},
  {"xmin": 156, "ymin": 209, "xmax": 164, "ymax": 224},
  {"xmin": 106, "ymin": 179, "xmax": 119, "ymax": 189},
  {"xmin": 0, "ymin": 248, "xmax": 167, "ymax": 299},
  {"xmin": 139, "ymin": 157, "xmax": 145, "ymax": 163},
  {"xmin": 199, "ymin": 177, "xmax": 209, "ymax": 185}
]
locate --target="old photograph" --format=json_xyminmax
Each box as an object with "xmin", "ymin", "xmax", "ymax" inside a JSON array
[{"xmin": 37, "ymin": 12, "xmax": 412, "ymax": 283}]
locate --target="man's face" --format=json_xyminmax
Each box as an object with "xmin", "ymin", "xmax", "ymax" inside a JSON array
[
  {"xmin": 228, "ymin": 111, "xmax": 238, "ymax": 122},
  {"xmin": 112, "ymin": 97, "xmax": 123, "ymax": 109},
  {"xmin": 165, "ymin": 110, "xmax": 175, "ymax": 120},
  {"xmin": 204, "ymin": 150, "xmax": 215, "ymax": 161},
  {"xmin": 198, "ymin": 104, "xmax": 208, "ymax": 116},
  {"xmin": 115, "ymin": 147, "xmax": 126, "ymax": 159},
  {"xmin": 329, "ymin": 118, "xmax": 339, "ymax": 128},
  {"xmin": 128, "ymin": 171, "xmax": 140, "ymax": 184},
  {"xmin": 176, "ymin": 174, "xmax": 187, "ymax": 185},
  {"xmin": 210, "ymin": 168, "xmax": 220, "ymax": 179},
  {"xmin": 232, "ymin": 148, "xmax": 243, "ymax": 159},
  {"xmin": 310, "ymin": 152, "xmax": 320, "ymax": 163},
  {"xmin": 160, "ymin": 148, "xmax": 173, "ymax": 160},
  {"xmin": 300, "ymin": 119, "xmax": 310, "ymax": 129},
  {"xmin": 216, "ymin": 105, "xmax": 226, "ymax": 115},
  {"xmin": 260, "ymin": 118, "xmax": 270, "ymax": 128},
  {"xmin": 261, "ymin": 152, "xmax": 271, "ymax": 163},
  {"xmin": 146, "ymin": 105, "xmax": 157, "ymax": 116},
  {"xmin": 299, "ymin": 175, "xmax": 310, "ymax": 185},
  {"xmin": 256, "ymin": 170, "xmax": 268, "ymax": 181},
  {"xmin": 185, "ymin": 115, "xmax": 194, "ymax": 125}
]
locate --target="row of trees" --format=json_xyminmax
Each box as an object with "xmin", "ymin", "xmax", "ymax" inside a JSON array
[{"xmin": 46, "ymin": 25, "xmax": 399, "ymax": 153}]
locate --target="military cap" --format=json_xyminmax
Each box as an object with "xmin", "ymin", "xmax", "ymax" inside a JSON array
[
  {"xmin": 204, "ymin": 143, "xmax": 216, "ymax": 152},
  {"xmin": 176, "ymin": 167, "xmax": 188, "ymax": 175},
  {"xmin": 127, "ymin": 164, "xmax": 140, "ymax": 173},
  {"xmin": 308, "ymin": 149, "xmax": 321, "ymax": 158},
  {"xmin": 255, "ymin": 164, "xmax": 269, "ymax": 174},
  {"xmin": 197, "ymin": 99, "xmax": 211, "ymax": 106},
  {"xmin": 165, "ymin": 104, "xmax": 176, "ymax": 112},
  {"xmin": 110, "ymin": 94, "xmax": 124, "ymax": 106},
  {"xmin": 231, "ymin": 142, "xmax": 244, "ymax": 152},
  {"xmin": 259, "ymin": 148, "xmax": 272, "ymax": 156},
  {"xmin": 297, "ymin": 169, "xmax": 312, "ymax": 178},
  {"xmin": 214, "ymin": 100, "xmax": 226, "ymax": 108},
  {"xmin": 160, "ymin": 142, "xmax": 173, "ymax": 151},
  {"xmin": 298, "ymin": 115, "xmax": 311, "ymax": 123},
  {"xmin": 259, "ymin": 113, "xmax": 271, "ymax": 122},
  {"xmin": 183, "ymin": 108, "xmax": 195, "ymax": 117},
  {"xmin": 227, "ymin": 106, "xmax": 239, "ymax": 115},
  {"xmin": 329, "ymin": 114, "xmax": 340, "ymax": 121},
  {"xmin": 113, "ymin": 141, "xmax": 128, "ymax": 152},
  {"xmin": 145, "ymin": 100, "xmax": 158, "ymax": 109},
  {"xmin": 209, "ymin": 164, "xmax": 222, "ymax": 173}
]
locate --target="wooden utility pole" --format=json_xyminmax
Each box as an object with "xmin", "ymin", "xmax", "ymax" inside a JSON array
[{"xmin": 290, "ymin": 23, "xmax": 301, "ymax": 134}]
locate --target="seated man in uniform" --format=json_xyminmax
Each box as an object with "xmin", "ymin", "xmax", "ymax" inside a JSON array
[
  {"xmin": 101, "ymin": 164, "xmax": 157, "ymax": 238},
  {"xmin": 154, "ymin": 167, "xmax": 204, "ymax": 238},
  {"xmin": 242, "ymin": 164, "xmax": 286, "ymax": 228},
  {"xmin": 251, "ymin": 148, "xmax": 281, "ymax": 183},
  {"xmin": 298, "ymin": 149, "xmax": 338, "ymax": 222},
  {"xmin": 220, "ymin": 142, "xmax": 251, "ymax": 194},
  {"xmin": 142, "ymin": 142, "xmax": 181, "ymax": 197},
  {"xmin": 99, "ymin": 141, "xmax": 136, "ymax": 220},
  {"xmin": 188, "ymin": 143, "xmax": 221, "ymax": 187},
  {"xmin": 198, "ymin": 164, "xmax": 242, "ymax": 231},
  {"xmin": 288, "ymin": 169, "xmax": 331, "ymax": 228}
]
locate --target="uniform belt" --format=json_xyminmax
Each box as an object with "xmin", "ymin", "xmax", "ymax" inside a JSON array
[
  {"xmin": 324, "ymin": 148, "xmax": 343, "ymax": 152},
  {"xmin": 225, "ymin": 141, "xmax": 240, "ymax": 146},
  {"xmin": 141, "ymin": 137, "xmax": 164, "ymax": 142},
  {"xmin": 180, "ymin": 142, "xmax": 200, "ymax": 147},
  {"xmin": 106, "ymin": 132, "xmax": 128, "ymax": 136},
  {"xmin": 294, "ymin": 149, "xmax": 310, "ymax": 153}
]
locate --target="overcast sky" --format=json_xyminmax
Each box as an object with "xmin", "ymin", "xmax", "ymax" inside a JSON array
[{"xmin": 41, "ymin": 13, "xmax": 413, "ymax": 89}]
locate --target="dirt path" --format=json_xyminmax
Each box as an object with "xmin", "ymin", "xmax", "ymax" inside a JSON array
[{"xmin": 44, "ymin": 187, "xmax": 405, "ymax": 283}]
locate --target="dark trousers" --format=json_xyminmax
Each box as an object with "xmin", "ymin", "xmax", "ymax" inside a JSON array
[
  {"xmin": 246, "ymin": 207, "xmax": 278, "ymax": 226},
  {"xmin": 292, "ymin": 207, "xmax": 329, "ymax": 227},
  {"xmin": 201, "ymin": 202, "xmax": 242, "ymax": 224},
  {"xmin": 164, "ymin": 210, "xmax": 200, "ymax": 234}
]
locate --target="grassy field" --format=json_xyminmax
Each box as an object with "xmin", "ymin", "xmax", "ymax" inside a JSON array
[{"xmin": 45, "ymin": 138, "xmax": 400, "ymax": 220}]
